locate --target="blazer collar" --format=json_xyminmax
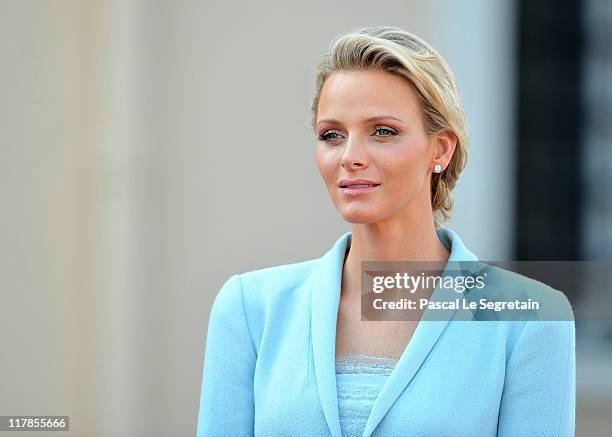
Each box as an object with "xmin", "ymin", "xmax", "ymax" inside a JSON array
[{"xmin": 310, "ymin": 227, "xmax": 478, "ymax": 437}]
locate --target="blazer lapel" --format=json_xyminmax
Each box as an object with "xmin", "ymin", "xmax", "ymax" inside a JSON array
[{"xmin": 311, "ymin": 231, "xmax": 352, "ymax": 437}]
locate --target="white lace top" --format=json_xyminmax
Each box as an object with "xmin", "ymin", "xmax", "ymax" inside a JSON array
[{"xmin": 335, "ymin": 354, "xmax": 399, "ymax": 437}]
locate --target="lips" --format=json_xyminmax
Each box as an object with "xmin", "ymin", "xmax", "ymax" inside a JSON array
[{"xmin": 338, "ymin": 179, "xmax": 381, "ymax": 188}]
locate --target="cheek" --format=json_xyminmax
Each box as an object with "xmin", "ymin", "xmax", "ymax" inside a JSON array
[
  {"xmin": 315, "ymin": 147, "xmax": 337, "ymax": 184},
  {"xmin": 381, "ymin": 144, "xmax": 429, "ymax": 190}
]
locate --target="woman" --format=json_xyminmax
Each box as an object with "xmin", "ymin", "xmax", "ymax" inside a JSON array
[{"xmin": 197, "ymin": 25, "xmax": 575, "ymax": 437}]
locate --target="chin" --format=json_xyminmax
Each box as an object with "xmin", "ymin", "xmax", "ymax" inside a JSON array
[{"xmin": 338, "ymin": 206, "xmax": 384, "ymax": 224}]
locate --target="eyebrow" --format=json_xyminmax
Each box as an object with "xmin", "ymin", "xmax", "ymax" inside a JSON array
[{"xmin": 316, "ymin": 115, "xmax": 405, "ymax": 127}]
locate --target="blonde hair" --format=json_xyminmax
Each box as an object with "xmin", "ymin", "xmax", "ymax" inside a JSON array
[{"xmin": 310, "ymin": 25, "xmax": 468, "ymax": 225}]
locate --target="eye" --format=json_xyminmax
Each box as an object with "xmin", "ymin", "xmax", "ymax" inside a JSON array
[
  {"xmin": 318, "ymin": 130, "xmax": 343, "ymax": 142},
  {"xmin": 373, "ymin": 126, "xmax": 398, "ymax": 136}
]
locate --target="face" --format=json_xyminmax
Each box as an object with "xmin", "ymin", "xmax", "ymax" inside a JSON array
[{"xmin": 315, "ymin": 69, "xmax": 443, "ymax": 225}]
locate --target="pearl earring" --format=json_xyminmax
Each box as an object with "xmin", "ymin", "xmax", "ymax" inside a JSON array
[{"xmin": 433, "ymin": 163, "xmax": 442, "ymax": 173}]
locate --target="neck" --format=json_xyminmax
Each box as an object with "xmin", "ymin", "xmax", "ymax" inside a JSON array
[{"xmin": 341, "ymin": 213, "xmax": 450, "ymax": 299}]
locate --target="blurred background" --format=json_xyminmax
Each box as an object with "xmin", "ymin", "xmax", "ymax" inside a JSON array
[{"xmin": 1, "ymin": 0, "xmax": 610, "ymax": 435}]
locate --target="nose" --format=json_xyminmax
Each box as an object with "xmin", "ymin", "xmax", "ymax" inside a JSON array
[{"xmin": 340, "ymin": 136, "xmax": 368, "ymax": 171}]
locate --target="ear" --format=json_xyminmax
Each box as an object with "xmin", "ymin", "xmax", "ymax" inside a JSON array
[{"xmin": 430, "ymin": 130, "xmax": 457, "ymax": 170}]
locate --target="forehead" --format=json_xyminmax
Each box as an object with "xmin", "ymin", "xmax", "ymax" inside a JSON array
[{"xmin": 317, "ymin": 69, "xmax": 422, "ymax": 123}]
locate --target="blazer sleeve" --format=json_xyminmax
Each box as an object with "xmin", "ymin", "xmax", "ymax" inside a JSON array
[
  {"xmin": 497, "ymin": 320, "xmax": 576, "ymax": 437},
  {"xmin": 196, "ymin": 274, "xmax": 256, "ymax": 437}
]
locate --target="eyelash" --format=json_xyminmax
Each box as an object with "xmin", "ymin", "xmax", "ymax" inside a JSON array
[{"xmin": 317, "ymin": 126, "xmax": 398, "ymax": 142}]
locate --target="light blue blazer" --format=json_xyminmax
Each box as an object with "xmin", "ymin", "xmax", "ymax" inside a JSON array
[{"xmin": 197, "ymin": 228, "xmax": 575, "ymax": 436}]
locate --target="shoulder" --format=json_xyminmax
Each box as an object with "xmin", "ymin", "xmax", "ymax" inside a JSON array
[
  {"xmin": 208, "ymin": 257, "xmax": 321, "ymax": 350},
  {"xmin": 470, "ymin": 262, "xmax": 575, "ymax": 322},
  {"xmin": 238, "ymin": 256, "xmax": 320, "ymax": 292},
  {"xmin": 239, "ymin": 258, "xmax": 320, "ymax": 286},
  {"xmin": 212, "ymin": 256, "xmax": 321, "ymax": 318}
]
